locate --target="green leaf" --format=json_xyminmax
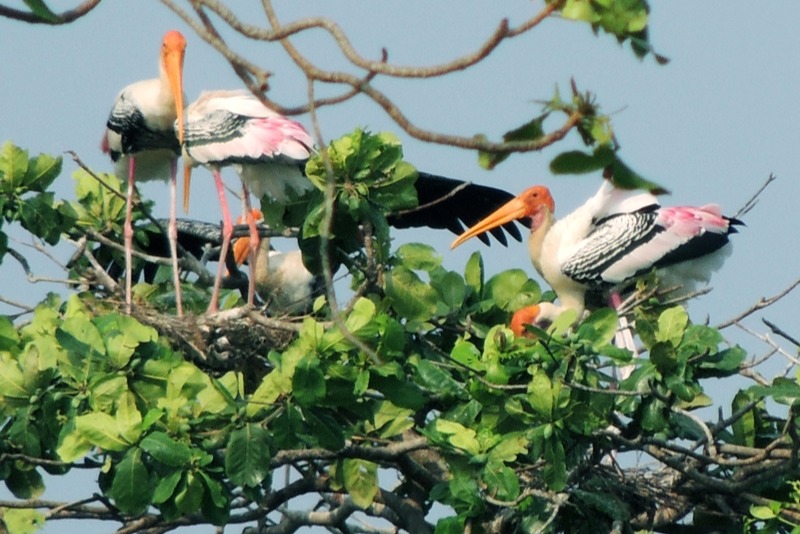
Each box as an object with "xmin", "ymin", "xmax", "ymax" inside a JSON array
[
  {"xmin": 373, "ymin": 401, "xmax": 414, "ymax": 439},
  {"xmin": 0, "ymin": 142, "xmax": 29, "ymax": 191},
  {"xmin": 432, "ymin": 270, "xmax": 466, "ymax": 310},
  {"xmin": 484, "ymin": 269, "xmax": 540, "ymax": 311},
  {"xmin": 385, "ymin": 266, "xmax": 439, "ymax": 321},
  {"xmin": 750, "ymin": 504, "xmax": 778, "ymax": 520},
  {"xmin": 464, "ymin": 251, "xmax": 483, "ymax": 293},
  {"xmin": 75, "ymin": 412, "xmax": 129, "ymax": 451},
  {"xmin": 528, "ymin": 369, "xmax": 554, "ymax": 419},
  {"xmin": 395, "ymin": 242, "xmax": 442, "ymax": 271},
  {"xmin": 650, "ymin": 341, "xmax": 679, "ymax": 375},
  {"xmin": 414, "ymin": 358, "xmax": 466, "ymax": 399},
  {"xmin": 344, "ymin": 297, "xmax": 376, "ymax": 334},
  {"xmin": 225, "ymin": 424, "xmax": 270, "ymax": 488},
  {"xmin": 0, "ymin": 356, "xmax": 31, "ymax": 401},
  {"xmin": 0, "ymin": 316, "xmax": 20, "ymax": 350},
  {"xmin": 5, "ymin": 467, "xmax": 44, "ymax": 500},
  {"xmin": 140, "ymin": 432, "xmax": 192, "ymax": 467},
  {"xmin": 696, "ymin": 345, "xmax": 746, "ymax": 378},
  {"xmin": 23, "ymin": 152, "xmax": 62, "ymax": 192},
  {"xmin": 56, "ymin": 420, "xmax": 93, "ymax": 462},
  {"xmin": 174, "ymin": 472, "xmax": 204, "ymax": 515},
  {"xmin": 750, "ymin": 377, "xmax": 800, "ymax": 405},
  {"xmin": 1, "ymin": 508, "xmax": 45, "ymax": 534},
  {"xmin": 576, "ymin": 307, "xmax": 618, "ymax": 350},
  {"xmin": 543, "ymin": 436, "xmax": 566, "ymax": 491},
  {"xmin": 110, "ymin": 449, "xmax": 151, "ymax": 515},
  {"xmin": 607, "ymin": 156, "xmax": 668, "ymax": 195},
  {"xmin": 22, "ymin": 0, "xmax": 60, "ymax": 23},
  {"xmin": 478, "ymin": 113, "xmax": 548, "ymax": 169},
  {"xmin": 435, "ymin": 419, "xmax": 480, "ymax": 455},
  {"xmin": 97, "ymin": 314, "xmax": 157, "ymax": 368},
  {"xmin": 116, "ymin": 390, "xmax": 143, "ymax": 444},
  {"xmin": 656, "ymin": 306, "xmax": 688, "ymax": 346},
  {"xmin": 198, "ymin": 471, "xmax": 230, "ymax": 525},
  {"xmin": 483, "ymin": 463, "xmax": 520, "ymax": 501},
  {"xmin": 342, "ymin": 459, "xmax": 378, "ymax": 509},
  {"xmin": 152, "ymin": 470, "xmax": 183, "ymax": 505},
  {"xmin": 293, "ymin": 357, "xmax": 326, "ymax": 406},
  {"xmin": 550, "ymin": 146, "xmax": 615, "ymax": 175}
]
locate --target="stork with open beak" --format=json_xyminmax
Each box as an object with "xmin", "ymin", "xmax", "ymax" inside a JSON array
[{"xmin": 102, "ymin": 30, "xmax": 186, "ymax": 315}]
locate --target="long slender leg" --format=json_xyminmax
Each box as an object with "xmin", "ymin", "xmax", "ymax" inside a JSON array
[
  {"xmin": 168, "ymin": 157, "xmax": 183, "ymax": 316},
  {"xmin": 208, "ymin": 169, "xmax": 234, "ymax": 313},
  {"xmin": 610, "ymin": 291, "xmax": 637, "ymax": 380},
  {"xmin": 241, "ymin": 182, "xmax": 259, "ymax": 305},
  {"xmin": 124, "ymin": 157, "xmax": 136, "ymax": 314}
]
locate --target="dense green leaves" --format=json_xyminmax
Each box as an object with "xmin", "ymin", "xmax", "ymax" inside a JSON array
[{"xmin": 0, "ymin": 134, "xmax": 774, "ymax": 533}]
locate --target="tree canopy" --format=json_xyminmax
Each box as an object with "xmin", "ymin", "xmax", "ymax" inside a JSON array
[{"xmin": 1, "ymin": 2, "xmax": 799, "ymax": 533}]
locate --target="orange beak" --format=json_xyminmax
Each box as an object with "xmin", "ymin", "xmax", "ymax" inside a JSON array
[
  {"xmin": 232, "ymin": 237, "xmax": 251, "ymax": 266},
  {"xmin": 161, "ymin": 30, "xmax": 188, "ymax": 212},
  {"xmin": 232, "ymin": 209, "xmax": 264, "ymax": 265},
  {"xmin": 450, "ymin": 195, "xmax": 531, "ymax": 249},
  {"xmin": 183, "ymin": 165, "xmax": 192, "ymax": 213}
]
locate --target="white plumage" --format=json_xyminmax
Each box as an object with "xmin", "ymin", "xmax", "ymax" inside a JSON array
[
  {"xmin": 453, "ymin": 179, "xmax": 741, "ymax": 315},
  {"xmin": 102, "ymin": 30, "xmax": 186, "ymax": 315}
]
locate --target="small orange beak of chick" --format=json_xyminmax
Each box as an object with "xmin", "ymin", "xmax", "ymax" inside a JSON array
[{"xmin": 231, "ymin": 209, "xmax": 264, "ymax": 266}]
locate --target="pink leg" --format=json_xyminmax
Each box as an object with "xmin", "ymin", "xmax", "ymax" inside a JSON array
[
  {"xmin": 208, "ymin": 169, "xmax": 234, "ymax": 313},
  {"xmin": 124, "ymin": 157, "xmax": 136, "ymax": 314},
  {"xmin": 609, "ymin": 290, "xmax": 637, "ymax": 378},
  {"xmin": 241, "ymin": 182, "xmax": 259, "ymax": 305},
  {"xmin": 168, "ymin": 158, "xmax": 183, "ymax": 316}
]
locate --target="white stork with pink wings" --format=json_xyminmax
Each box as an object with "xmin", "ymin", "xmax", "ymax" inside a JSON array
[
  {"xmin": 179, "ymin": 89, "xmax": 314, "ymax": 312},
  {"xmin": 452, "ymin": 179, "xmax": 742, "ymax": 340}
]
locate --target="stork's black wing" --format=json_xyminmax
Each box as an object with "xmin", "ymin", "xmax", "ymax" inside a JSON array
[{"xmin": 387, "ymin": 172, "xmax": 524, "ymax": 246}]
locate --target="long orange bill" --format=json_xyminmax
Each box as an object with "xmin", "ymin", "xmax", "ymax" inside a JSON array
[
  {"xmin": 232, "ymin": 209, "xmax": 264, "ymax": 266},
  {"xmin": 161, "ymin": 30, "xmax": 188, "ymax": 212},
  {"xmin": 450, "ymin": 196, "xmax": 530, "ymax": 249},
  {"xmin": 183, "ymin": 165, "xmax": 192, "ymax": 213}
]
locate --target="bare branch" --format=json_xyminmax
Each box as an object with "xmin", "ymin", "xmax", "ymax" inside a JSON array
[
  {"xmin": 716, "ymin": 276, "xmax": 800, "ymax": 329},
  {"xmin": 0, "ymin": 0, "xmax": 101, "ymax": 25}
]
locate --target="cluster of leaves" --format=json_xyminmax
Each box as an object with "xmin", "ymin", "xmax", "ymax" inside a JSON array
[
  {"xmin": 554, "ymin": 0, "xmax": 667, "ymax": 63},
  {"xmin": 479, "ymin": 82, "xmax": 667, "ymax": 194},
  {"xmin": 1, "ymin": 134, "xmax": 799, "ymax": 534},
  {"xmin": 0, "ymin": 143, "xmax": 74, "ymax": 263}
]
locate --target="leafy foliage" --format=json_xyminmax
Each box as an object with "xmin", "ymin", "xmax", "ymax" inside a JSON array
[{"xmin": 0, "ymin": 2, "xmax": 797, "ymax": 533}]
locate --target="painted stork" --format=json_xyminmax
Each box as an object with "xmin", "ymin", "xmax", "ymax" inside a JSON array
[
  {"xmin": 510, "ymin": 303, "xmax": 565, "ymax": 338},
  {"xmin": 102, "ymin": 30, "xmax": 186, "ymax": 315},
  {"xmin": 231, "ymin": 211, "xmax": 320, "ymax": 314},
  {"xmin": 178, "ymin": 89, "xmax": 314, "ymax": 312},
  {"xmin": 452, "ymin": 179, "xmax": 743, "ymax": 317}
]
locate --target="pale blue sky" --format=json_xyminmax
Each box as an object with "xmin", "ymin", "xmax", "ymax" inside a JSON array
[{"xmin": 1, "ymin": 2, "xmax": 799, "ymax": 532}]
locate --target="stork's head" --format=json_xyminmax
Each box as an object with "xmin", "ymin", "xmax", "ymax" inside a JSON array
[
  {"xmin": 450, "ymin": 185, "xmax": 554, "ymax": 249},
  {"xmin": 510, "ymin": 302, "xmax": 563, "ymax": 338},
  {"xmin": 160, "ymin": 31, "xmax": 186, "ymax": 142}
]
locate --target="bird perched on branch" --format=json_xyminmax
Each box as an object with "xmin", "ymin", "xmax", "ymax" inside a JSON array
[
  {"xmin": 102, "ymin": 30, "xmax": 187, "ymax": 315},
  {"xmin": 453, "ymin": 178, "xmax": 742, "ymax": 323},
  {"xmin": 177, "ymin": 89, "xmax": 315, "ymax": 312},
  {"xmin": 231, "ymin": 210, "xmax": 321, "ymax": 315}
]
